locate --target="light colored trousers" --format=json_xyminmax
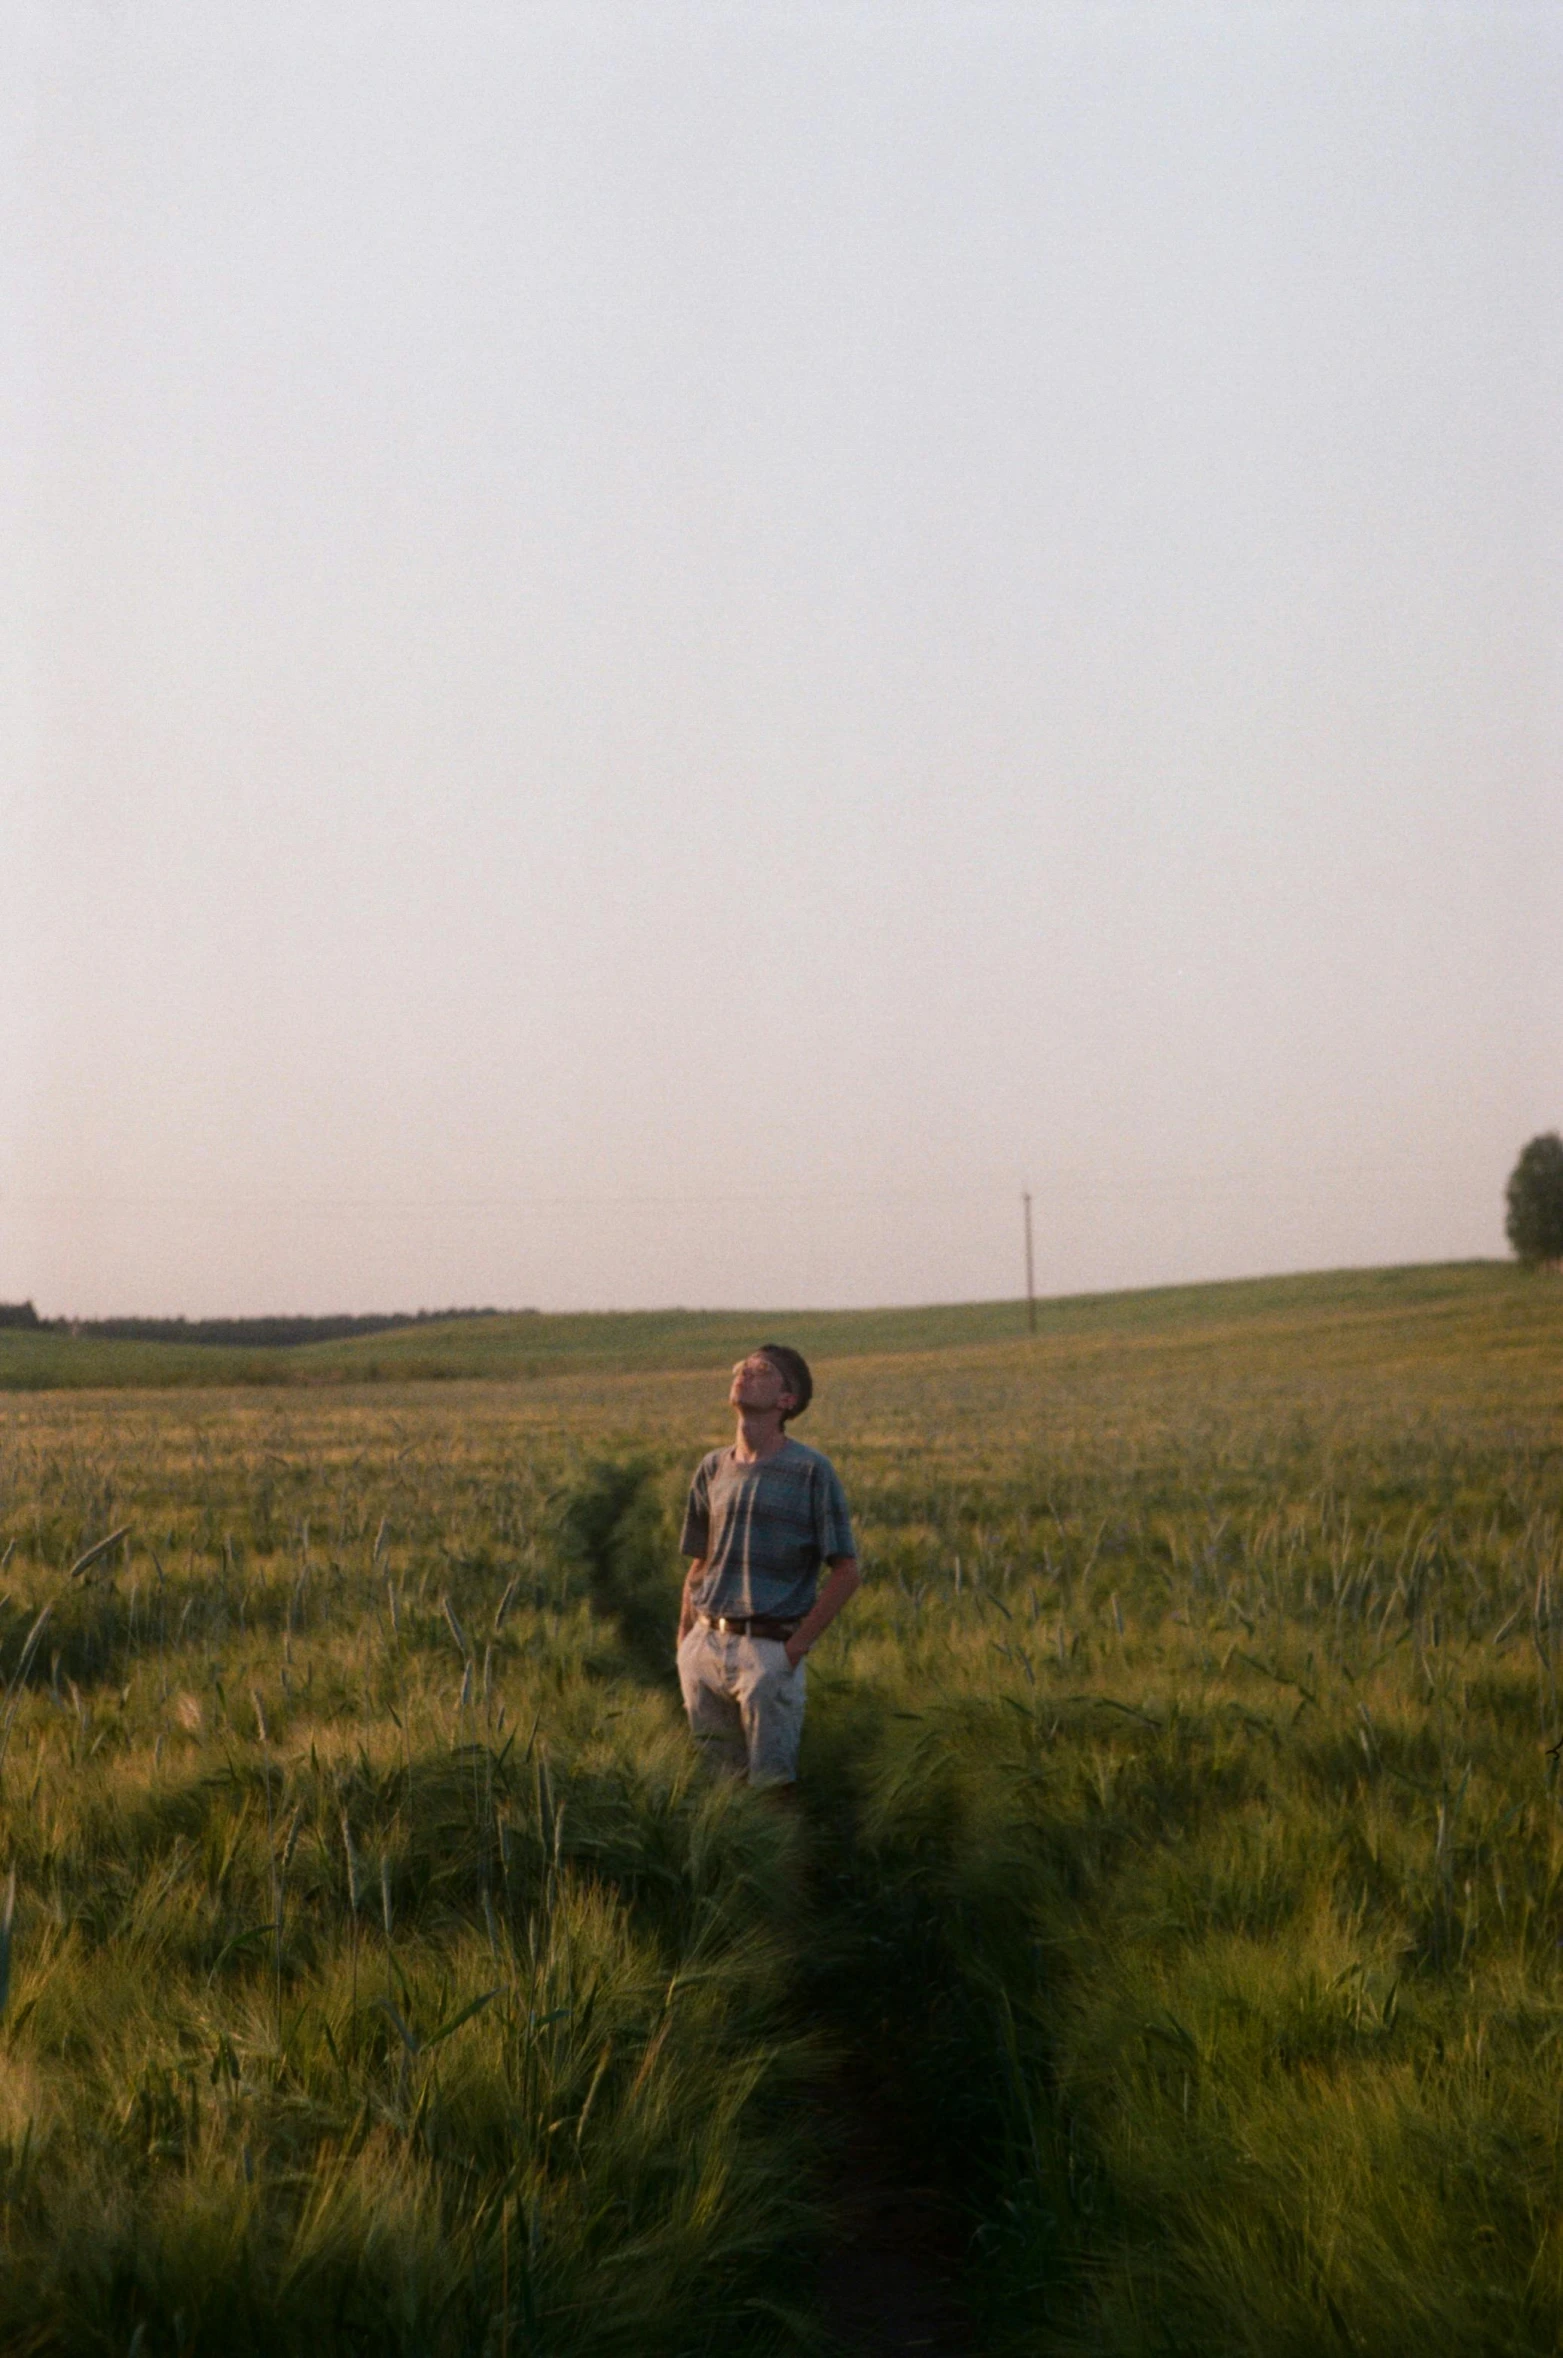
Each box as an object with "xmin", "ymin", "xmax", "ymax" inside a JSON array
[{"xmin": 676, "ymin": 1622, "xmax": 806, "ymax": 1785}]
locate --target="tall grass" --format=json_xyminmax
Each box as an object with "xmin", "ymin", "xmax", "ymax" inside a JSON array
[
  {"xmin": 3, "ymin": 1264, "xmax": 1563, "ymax": 2351},
  {"xmin": 802, "ymin": 1382, "xmax": 1563, "ymax": 2354},
  {"xmin": 0, "ymin": 1404, "xmax": 811, "ymax": 2354}
]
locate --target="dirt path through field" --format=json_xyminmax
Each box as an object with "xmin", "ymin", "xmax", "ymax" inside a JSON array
[{"xmin": 813, "ymin": 2055, "xmax": 976, "ymax": 2357}]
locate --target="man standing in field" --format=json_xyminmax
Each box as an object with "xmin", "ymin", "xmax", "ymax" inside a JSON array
[{"xmin": 676, "ymin": 1345, "xmax": 860, "ymax": 1788}]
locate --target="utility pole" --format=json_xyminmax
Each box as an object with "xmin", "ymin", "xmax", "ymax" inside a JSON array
[{"xmin": 1022, "ymin": 1190, "xmax": 1036, "ymax": 1335}]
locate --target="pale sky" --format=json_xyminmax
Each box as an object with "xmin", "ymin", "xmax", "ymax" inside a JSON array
[{"xmin": 5, "ymin": 1, "xmax": 1560, "ymax": 1315}]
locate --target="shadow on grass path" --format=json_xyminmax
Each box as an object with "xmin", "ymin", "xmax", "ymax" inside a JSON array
[{"xmin": 813, "ymin": 2044, "xmax": 977, "ymax": 2357}]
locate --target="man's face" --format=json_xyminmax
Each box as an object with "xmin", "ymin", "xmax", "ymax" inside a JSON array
[{"xmin": 728, "ymin": 1352, "xmax": 795, "ymax": 1417}]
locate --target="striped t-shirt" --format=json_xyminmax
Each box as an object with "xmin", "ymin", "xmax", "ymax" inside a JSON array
[{"xmin": 679, "ymin": 1438, "xmax": 857, "ymax": 1623}]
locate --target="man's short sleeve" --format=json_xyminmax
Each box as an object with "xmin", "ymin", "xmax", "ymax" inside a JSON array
[
  {"xmin": 816, "ymin": 1462, "xmax": 856, "ymax": 1563},
  {"xmin": 679, "ymin": 1458, "xmax": 712, "ymax": 1558}
]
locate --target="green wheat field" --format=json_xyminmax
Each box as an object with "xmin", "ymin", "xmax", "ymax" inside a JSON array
[{"xmin": 1, "ymin": 1258, "xmax": 1561, "ymax": 2354}]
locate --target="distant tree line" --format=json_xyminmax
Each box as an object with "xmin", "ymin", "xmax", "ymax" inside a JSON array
[{"xmin": 0, "ymin": 1304, "xmax": 531, "ymax": 1346}]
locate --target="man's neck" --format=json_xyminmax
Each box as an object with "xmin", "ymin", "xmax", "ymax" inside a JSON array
[{"xmin": 732, "ymin": 1413, "xmax": 789, "ymax": 1464}]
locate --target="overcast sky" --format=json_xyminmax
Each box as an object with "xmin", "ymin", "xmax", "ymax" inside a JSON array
[{"xmin": 5, "ymin": 0, "xmax": 1560, "ymax": 1315}]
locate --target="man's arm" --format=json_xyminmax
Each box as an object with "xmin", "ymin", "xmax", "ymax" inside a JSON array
[
  {"xmin": 784, "ymin": 1556, "xmax": 860, "ymax": 1670},
  {"xmin": 677, "ymin": 1558, "xmax": 707, "ymax": 1645}
]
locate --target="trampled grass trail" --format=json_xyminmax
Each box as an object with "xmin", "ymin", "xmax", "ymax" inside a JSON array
[{"xmin": 0, "ymin": 1259, "xmax": 1560, "ymax": 2351}]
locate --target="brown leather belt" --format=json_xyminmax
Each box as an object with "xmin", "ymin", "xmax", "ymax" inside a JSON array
[{"xmin": 702, "ymin": 1613, "xmax": 799, "ymax": 1641}]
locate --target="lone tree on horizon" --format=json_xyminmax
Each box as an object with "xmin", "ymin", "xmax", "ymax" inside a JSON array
[{"xmin": 1505, "ymin": 1134, "xmax": 1563, "ymax": 1269}]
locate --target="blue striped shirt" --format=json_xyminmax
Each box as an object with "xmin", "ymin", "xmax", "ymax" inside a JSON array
[{"xmin": 679, "ymin": 1438, "xmax": 857, "ymax": 1623}]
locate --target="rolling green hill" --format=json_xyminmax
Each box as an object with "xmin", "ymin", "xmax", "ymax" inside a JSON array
[{"xmin": 0, "ymin": 1259, "xmax": 1550, "ymax": 1391}]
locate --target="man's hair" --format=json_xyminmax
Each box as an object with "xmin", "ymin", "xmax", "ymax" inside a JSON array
[{"xmin": 758, "ymin": 1343, "xmax": 813, "ymax": 1422}]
